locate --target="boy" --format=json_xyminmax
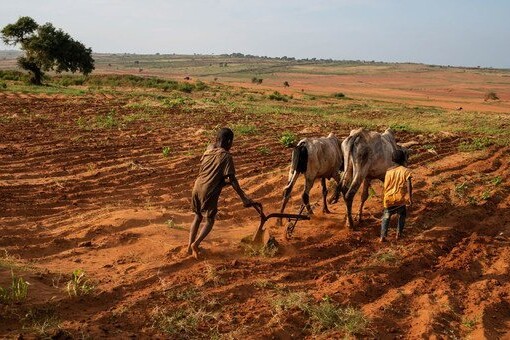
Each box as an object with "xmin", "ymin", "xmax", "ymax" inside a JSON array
[
  {"xmin": 380, "ymin": 149, "xmax": 413, "ymax": 242},
  {"xmin": 187, "ymin": 127, "xmax": 257, "ymax": 259}
]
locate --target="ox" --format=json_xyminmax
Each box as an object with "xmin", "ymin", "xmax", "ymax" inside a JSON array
[
  {"xmin": 278, "ymin": 133, "xmax": 343, "ymax": 225},
  {"xmin": 332, "ymin": 128, "xmax": 411, "ymax": 229}
]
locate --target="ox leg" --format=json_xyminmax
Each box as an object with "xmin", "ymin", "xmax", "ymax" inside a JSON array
[
  {"xmin": 278, "ymin": 173, "xmax": 298, "ymax": 226},
  {"xmin": 321, "ymin": 178, "xmax": 331, "ymax": 214},
  {"xmin": 278, "ymin": 187, "xmax": 292, "ymax": 226},
  {"xmin": 344, "ymin": 175, "xmax": 363, "ymax": 230},
  {"xmin": 357, "ymin": 180, "xmax": 370, "ymax": 223},
  {"xmin": 343, "ymin": 194, "xmax": 355, "ymax": 229},
  {"xmin": 302, "ymin": 177, "xmax": 315, "ymax": 215}
]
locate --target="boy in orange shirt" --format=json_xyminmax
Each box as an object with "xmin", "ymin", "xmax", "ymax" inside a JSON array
[{"xmin": 380, "ymin": 149, "xmax": 413, "ymax": 242}]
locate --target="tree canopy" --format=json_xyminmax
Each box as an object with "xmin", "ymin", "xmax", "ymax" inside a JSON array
[{"xmin": 1, "ymin": 16, "xmax": 94, "ymax": 85}]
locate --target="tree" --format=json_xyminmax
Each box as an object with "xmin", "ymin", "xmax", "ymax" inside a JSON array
[{"xmin": 1, "ymin": 16, "xmax": 94, "ymax": 85}]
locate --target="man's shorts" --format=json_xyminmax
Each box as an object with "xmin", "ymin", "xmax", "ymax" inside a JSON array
[{"xmin": 191, "ymin": 191, "xmax": 219, "ymax": 219}]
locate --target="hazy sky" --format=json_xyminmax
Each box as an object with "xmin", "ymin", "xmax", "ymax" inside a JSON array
[{"xmin": 1, "ymin": 0, "xmax": 509, "ymax": 68}]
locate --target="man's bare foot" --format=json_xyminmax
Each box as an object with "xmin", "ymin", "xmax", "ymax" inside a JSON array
[
  {"xmin": 187, "ymin": 246, "xmax": 192, "ymax": 255},
  {"xmin": 396, "ymin": 232, "xmax": 401, "ymax": 240},
  {"xmin": 191, "ymin": 244, "xmax": 200, "ymax": 259},
  {"xmin": 379, "ymin": 237, "xmax": 386, "ymax": 243}
]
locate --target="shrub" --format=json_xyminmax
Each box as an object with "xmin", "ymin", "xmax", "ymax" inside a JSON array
[
  {"xmin": 484, "ymin": 91, "xmax": 499, "ymax": 101},
  {"xmin": 283, "ymin": 81, "xmax": 290, "ymax": 87},
  {"xmin": 178, "ymin": 82, "xmax": 194, "ymax": 93},
  {"xmin": 332, "ymin": 92, "xmax": 345, "ymax": 98},
  {"xmin": 269, "ymin": 91, "xmax": 289, "ymax": 102},
  {"xmin": 0, "ymin": 81, "xmax": 6, "ymax": 89},
  {"xmin": 0, "ymin": 70, "xmax": 26, "ymax": 81},
  {"xmin": 194, "ymin": 80, "xmax": 207, "ymax": 91},
  {"xmin": 280, "ymin": 131, "xmax": 297, "ymax": 147}
]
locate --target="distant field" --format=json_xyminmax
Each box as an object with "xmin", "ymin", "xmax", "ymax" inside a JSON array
[{"xmin": 2, "ymin": 51, "xmax": 509, "ymax": 113}]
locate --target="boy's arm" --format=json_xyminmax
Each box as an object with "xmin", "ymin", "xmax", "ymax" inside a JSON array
[
  {"xmin": 227, "ymin": 174, "xmax": 256, "ymax": 207},
  {"xmin": 407, "ymin": 178, "xmax": 413, "ymax": 206}
]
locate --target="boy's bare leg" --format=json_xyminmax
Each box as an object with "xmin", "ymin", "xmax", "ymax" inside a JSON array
[
  {"xmin": 191, "ymin": 217, "xmax": 215, "ymax": 259},
  {"xmin": 187, "ymin": 214, "xmax": 203, "ymax": 254}
]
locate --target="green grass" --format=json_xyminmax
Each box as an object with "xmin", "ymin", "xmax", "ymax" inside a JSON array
[
  {"xmin": 151, "ymin": 305, "xmax": 218, "ymax": 338},
  {"xmin": 22, "ymin": 306, "xmax": 62, "ymax": 337},
  {"xmin": 65, "ymin": 269, "xmax": 95, "ymax": 297},
  {"xmin": 232, "ymin": 123, "xmax": 258, "ymax": 135},
  {"xmin": 0, "ymin": 271, "xmax": 29, "ymax": 303},
  {"xmin": 257, "ymin": 146, "xmax": 271, "ymax": 155},
  {"xmin": 270, "ymin": 292, "xmax": 369, "ymax": 336},
  {"xmin": 162, "ymin": 146, "xmax": 171, "ymax": 158},
  {"xmin": 458, "ymin": 137, "xmax": 493, "ymax": 152},
  {"xmin": 166, "ymin": 219, "xmax": 186, "ymax": 231},
  {"xmin": 280, "ymin": 131, "xmax": 298, "ymax": 147}
]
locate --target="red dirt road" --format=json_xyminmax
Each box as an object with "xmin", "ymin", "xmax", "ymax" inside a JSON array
[{"xmin": 0, "ymin": 92, "xmax": 509, "ymax": 338}]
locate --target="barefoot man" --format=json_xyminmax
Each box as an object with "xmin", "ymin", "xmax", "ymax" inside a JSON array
[{"xmin": 188, "ymin": 127, "xmax": 257, "ymax": 259}]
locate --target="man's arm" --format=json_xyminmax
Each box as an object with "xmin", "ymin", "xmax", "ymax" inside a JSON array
[{"xmin": 227, "ymin": 174, "xmax": 255, "ymax": 207}]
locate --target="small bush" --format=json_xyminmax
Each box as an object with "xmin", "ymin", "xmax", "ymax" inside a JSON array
[
  {"xmin": 194, "ymin": 80, "xmax": 207, "ymax": 91},
  {"xmin": 283, "ymin": 81, "xmax": 290, "ymax": 87},
  {"xmin": 280, "ymin": 131, "xmax": 297, "ymax": 147},
  {"xmin": 269, "ymin": 91, "xmax": 289, "ymax": 102},
  {"xmin": 178, "ymin": 82, "xmax": 194, "ymax": 93},
  {"xmin": 0, "ymin": 70, "xmax": 26, "ymax": 81},
  {"xmin": 0, "ymin": 81, "xmax": 7, "ymax": 89},
  {"xmin": 332, "ymin": 92, "xmax": 345, "ymax": 98},
  {"xmin": 484, "ymin": 91, "xmax": 499, "ymax": 101}
]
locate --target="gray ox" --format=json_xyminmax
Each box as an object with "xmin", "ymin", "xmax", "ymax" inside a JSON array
[
  {"xmin": 332, "ymin": 128, "xmax": 411, "ymax": 229},
  {"xmin": 278, "ymin": 133, "xmax": 343, "ymax": 225}
]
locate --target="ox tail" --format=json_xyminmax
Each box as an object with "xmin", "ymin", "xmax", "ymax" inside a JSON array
[{"xmin": 291, "ymin": 142, "xmax": 308, "ymax": 174}]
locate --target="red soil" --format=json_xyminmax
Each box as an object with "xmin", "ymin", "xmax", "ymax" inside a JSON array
[{"xmin": 0, "ymin": 92, "xmax": 509, "ymax": 338}]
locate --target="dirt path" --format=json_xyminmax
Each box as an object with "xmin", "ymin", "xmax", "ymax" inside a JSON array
[{"xmin": 0, "ymin": 93, "xmax": 509, "ymax": 338}]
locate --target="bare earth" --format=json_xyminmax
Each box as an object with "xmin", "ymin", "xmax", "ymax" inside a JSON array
[{"xmin": 0, "ymin": 87, "xmax": 509, "ymax": 338}]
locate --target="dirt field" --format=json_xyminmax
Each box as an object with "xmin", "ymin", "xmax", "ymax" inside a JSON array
[{"xmin": 0, "ymin": 80, "xmax": 509, "ymax": 338}]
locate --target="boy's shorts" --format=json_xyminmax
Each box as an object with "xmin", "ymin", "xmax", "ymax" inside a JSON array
[{"xmin": 191, "ymin": 191, "xmax": 219, "ymax": 219}]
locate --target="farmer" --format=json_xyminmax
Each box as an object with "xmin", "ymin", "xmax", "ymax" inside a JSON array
[
  {"xmin": 187, "ymin": 127, "xmax": 257, "ymax": 259},
  {"xmin": 380, "ymin": 149, "xmax": 413, "ymax": 242}
]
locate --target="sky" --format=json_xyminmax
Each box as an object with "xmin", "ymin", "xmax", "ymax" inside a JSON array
[{"xmin": 1, "ymin": 0, "xmax": 509, "ymax": 68}]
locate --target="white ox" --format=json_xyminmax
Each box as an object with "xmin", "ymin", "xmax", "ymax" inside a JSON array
[
  {"xmin": 332, "ymin": 128, "xmax": 411, "ymax": 229},
  {"xmin": 278, "ymin": 133, "xmax": 343, "ymax": 225}
]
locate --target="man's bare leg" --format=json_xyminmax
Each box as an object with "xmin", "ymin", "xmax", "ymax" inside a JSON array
[
  {"xmin": 191, "ymin": 217, "xmax": 215, "ymax": 259},
  {"xmin": 187, "ymin": 214, "xmax": 203, "ymax": 254}
]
